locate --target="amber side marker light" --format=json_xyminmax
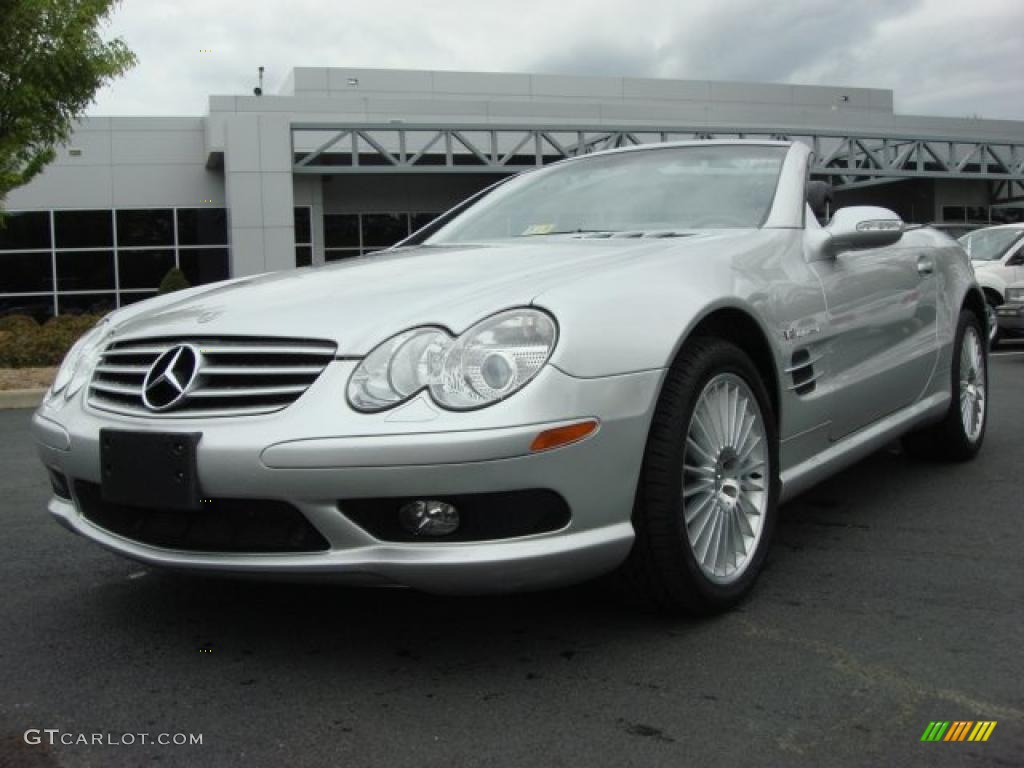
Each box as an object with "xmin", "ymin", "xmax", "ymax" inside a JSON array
[{"xmin": 530, "ymin": 420, "xmax": 599, "ymax": 452}]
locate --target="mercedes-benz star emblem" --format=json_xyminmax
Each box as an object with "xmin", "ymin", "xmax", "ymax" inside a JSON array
[{"xmin": 142, "ymin": 345, "xmax": 201, "ymax": 411}]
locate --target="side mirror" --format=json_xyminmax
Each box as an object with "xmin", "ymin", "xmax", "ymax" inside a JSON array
[{"xmin": 809, "ymin": 206, "xmax": 904, "ymax": 261}]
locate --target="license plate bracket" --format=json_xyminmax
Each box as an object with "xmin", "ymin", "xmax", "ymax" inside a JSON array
[{"xmin": 100, "ymin": 430, "xmax": 202, "ymax": 510}]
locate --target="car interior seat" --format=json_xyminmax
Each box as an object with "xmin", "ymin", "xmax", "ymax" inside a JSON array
[{"xmin": 806, "ymin": 180, "xmax": 834, "ymax": 226}]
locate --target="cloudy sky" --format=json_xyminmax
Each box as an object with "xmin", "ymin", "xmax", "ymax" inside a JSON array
[{"xmin": 91, "ymin": 0, "xmax": 1024, "ymax": 121}]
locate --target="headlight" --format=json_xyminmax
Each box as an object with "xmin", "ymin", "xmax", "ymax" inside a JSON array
[
  {"xmin": 1007, "ymin": 287, "xmax": 1024, "ymax": 302},
  {"xmin": 50, "ymin": 319, "xmax": 111, "ymax": 401},
  {"xmin": 347, "ymin": 308, "xmax": 557, "ymax": 412}
]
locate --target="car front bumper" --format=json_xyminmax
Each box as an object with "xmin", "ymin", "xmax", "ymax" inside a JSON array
[
  {"xmin": 32, "ymin": 361, "xmax": 661, "ymax": 593},
  {"xmin": 996, "ymin": 303, "xmax": 1024, "ymax": 337}
]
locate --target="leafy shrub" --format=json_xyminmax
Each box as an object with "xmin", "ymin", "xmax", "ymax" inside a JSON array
[
  {"xmin": 0, "ymin": 313, "xmax": 103, "ymax": 368},
  {"xmin": 0, "ymin": 315, "xmax": 40, "ymax": 335},
  {"xmin": 158, "ymin": 267, "xmax": 191, "ymax": 294}
]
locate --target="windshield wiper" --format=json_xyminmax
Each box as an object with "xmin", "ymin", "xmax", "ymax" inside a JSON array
[
  {"xmin": 518, "ymin": 229, "xmax": 620, "ymax": 237},
  {"xmin": 517, "ymin": 229, "xmax": 698, "ymax": 239}
]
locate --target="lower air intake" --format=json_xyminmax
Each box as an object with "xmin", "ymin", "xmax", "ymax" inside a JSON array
[{"xmin": 74, "ymin": 481, "xmax": 329, "ymax": 553}]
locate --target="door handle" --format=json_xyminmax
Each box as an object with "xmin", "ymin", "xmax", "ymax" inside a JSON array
[{"xmin": 917, "ymin": 256, "xmax": 934, "ymax": 275}]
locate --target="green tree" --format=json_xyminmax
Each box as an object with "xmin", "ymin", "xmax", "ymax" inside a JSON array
[{"xmin": 0, "ymin": 0, "xmax": 136, "ymax": 206}]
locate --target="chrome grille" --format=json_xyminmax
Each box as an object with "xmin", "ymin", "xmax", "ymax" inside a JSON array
[{"xmin": 88, "ymin": 336, "xmax": 337, "ymax": 418}]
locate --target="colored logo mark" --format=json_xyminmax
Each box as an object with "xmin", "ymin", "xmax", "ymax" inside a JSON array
[{"xmin": 921, "ymin": 721, "xmax": 996, "ymax": 742}]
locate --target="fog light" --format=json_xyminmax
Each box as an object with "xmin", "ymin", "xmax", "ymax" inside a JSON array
[{"xmin": 399, "ymin": 500, "xmax": 460, "ymax": 537}]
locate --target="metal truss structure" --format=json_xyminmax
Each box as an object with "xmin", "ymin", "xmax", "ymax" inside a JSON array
[
  {"xmin": 990, "ymin": 179, "xmax": 1024, "ymax": 204},
  {"xmin": 292, "ymin": 123, "xmax": 1024, "ymax": 192}
]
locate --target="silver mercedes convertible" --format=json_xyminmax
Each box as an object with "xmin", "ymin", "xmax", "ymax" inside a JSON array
[{"xmin": 32, "ymin": 140, "xmax": 987, "ymax": 614}]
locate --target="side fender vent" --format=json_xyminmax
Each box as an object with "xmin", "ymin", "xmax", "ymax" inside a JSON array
[{"xmin": 786, "ymin": 348, "xmax": 821, "ymax": 396}]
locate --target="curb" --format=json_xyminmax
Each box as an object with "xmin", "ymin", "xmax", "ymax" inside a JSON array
[{"xmin": 0, "ymin": 388, "xmax": 46, "ymax": 410}]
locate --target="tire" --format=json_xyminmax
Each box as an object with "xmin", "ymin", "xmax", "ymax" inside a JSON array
[
  {"xmin": 617, "ymin": 337, "xmax": 780, "ymax": 615},
  {"xmin": 902, "ymin": 310, "xmax": 988, "ymax": 461},
  {"xmin": 986, "ymin": 302, "xmax": 1001, "ymax": 349}
]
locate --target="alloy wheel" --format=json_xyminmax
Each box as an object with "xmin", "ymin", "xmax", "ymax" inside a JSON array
[
  {"xmin": 959, "ymin": 325, "xmax": 986, "ymax": 443},
  {"xmin": 682, "ymin": 373, "xmax": 769, "ymax": 585}
]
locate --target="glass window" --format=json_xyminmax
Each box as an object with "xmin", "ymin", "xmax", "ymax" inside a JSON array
[
  {"xmin": 410, "ymin": 212, "xmax": 439, "ymax": 233},
  {"xmin": 966, "ymin": 206, "xmax": 988, "ymax": 223},
  {"xmin": 0, "ymin": 252, "xmax": 53, "ymax": 292},
  {"xmin": 56, "ymin": 250, "xmax": 115, "ymax": 290},
  {"xmin": 324, "ymin": 214, "xmax": 360, "ymax": 248},
  {"xmin": 54, "ymin": 210, "xmax": 113, "ymax": 248},
  {"xmin": 179, "ymin": 247, "xmax": 229, "ymax": 285},
  {"xmin": 295, "ymin": 246, "xmax": 312, "ymax": 268},
  {"xmin": 0, "ymin": 295, "xmax": 54, "ymax": 322},
  {"xmin": 325, "ymin": 249, "xmax": 360, "ymax": 262},
  {"xmin": 177, "ymin": 208, "xmax": 228, "ymax": 246},
  {"xmin": 958, "ymin": 229, "xmax": 1024, "ymax": 261},
  {"xmin": 427, "ymin": 145, "xmax": 790, "ymax": 244},
  {"xmin": 294, "ymin": 208, "xmax": 312, "ymax": 245},
  {"xmin": 942, "ymin": 206, "xmax": 966, "ymax": 222},
  {"xmin": 118, "ymin": 249, "xmax": 176, "ymax": 289},
  {"xmin": 362, "ymin": 213, "xmax": 409, "ymax": 246},
  {"xmin": 0, "ymin": 211, "xmax": 51, "ymax": 250},
  {"xmin": 57, "ymin": 293, "xmax": 116, "ymax": 316},
  {"xmin": 991, "ymin": 206, "xmax": 1024, "ymax": 225},
  {"xmin": 117, "ymin": 209, "xmax": 174, "ymax": 246},
  {"xmin": 119, "ymin": 291, "xmax": 158, "ymax": 308}
]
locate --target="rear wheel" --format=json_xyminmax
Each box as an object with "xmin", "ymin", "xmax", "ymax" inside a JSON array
[
  {"xmin": 902, "ymin": 310, "xmax": 987, "ymax": 461},
  {"xmin": 619, "ymin": 337, "xmax": 779, "ymax": 615}
]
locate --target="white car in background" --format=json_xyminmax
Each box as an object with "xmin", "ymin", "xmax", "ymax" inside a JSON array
[
  {"xmin": 959, "ymin": 224, "xmax": 1024, "ymax": 346},
  {"xmin": 996, "ymin": 282, "xmax": 1024, "ymax": 341}
]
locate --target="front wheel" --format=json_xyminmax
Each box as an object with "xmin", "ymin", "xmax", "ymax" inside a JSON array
[
  {"xmin": 986, "ymin": 301, "xmax": 1001, "ymax": 349},
  {"xmin": 902, "ymin": 310, "xmax": 988, "ymax": 461},
  {"xmin": 618, "ymin": 337, "xmax": 779, "ymax": 615}
]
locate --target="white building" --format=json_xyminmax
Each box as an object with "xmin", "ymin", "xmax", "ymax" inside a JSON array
[{"xmin": 3, "ymin": 66, "xmax": 1023, "ymax": 317}]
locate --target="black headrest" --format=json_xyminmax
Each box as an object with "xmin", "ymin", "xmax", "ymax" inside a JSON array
[{"xmin": 806, "ymin": 180, "xmax": 834, "ymax": 221}]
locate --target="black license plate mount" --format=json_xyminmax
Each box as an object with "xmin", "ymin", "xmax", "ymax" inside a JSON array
[{"xmin": 100, "ymin": 430, "xmax": 202, "ymax": 510}]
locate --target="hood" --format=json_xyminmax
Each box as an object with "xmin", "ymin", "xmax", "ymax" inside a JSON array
[{"xmin": 110, "ymin": 233, "xmax": 752, "ymax": 354}]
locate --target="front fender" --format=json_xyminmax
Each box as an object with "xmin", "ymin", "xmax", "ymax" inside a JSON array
[{"xmin": 534, "ymin": 230, "xmax": 805, "ymax": 378}]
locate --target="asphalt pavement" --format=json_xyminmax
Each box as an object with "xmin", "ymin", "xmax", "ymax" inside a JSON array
[{"xmin": 2, "ymin": 352, "xmax": 1023, "ymax": 768}]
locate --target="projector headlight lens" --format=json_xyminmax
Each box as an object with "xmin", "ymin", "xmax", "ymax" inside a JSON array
[{"xmin": 347, "ymin": 308, "xmax": 557, "ymax": 412}]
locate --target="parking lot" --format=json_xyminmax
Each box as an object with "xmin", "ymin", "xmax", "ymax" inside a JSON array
[{"xmin": 1, "ymin": 352, "xmax": 1022, "ymax": 768}]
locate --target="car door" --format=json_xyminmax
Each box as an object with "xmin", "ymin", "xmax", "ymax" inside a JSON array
[{"xmin": 811, "ymin": 235, "xmax": 938, "ymax": 440}]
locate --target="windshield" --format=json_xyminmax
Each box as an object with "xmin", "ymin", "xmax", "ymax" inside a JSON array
[
  {"xmin": 425, "ymin": 145, "xmax": 787, "ymax": 244},
  {"xmin": 958, "ymin": 228, "xmax": 1023, "ymax": 261}
]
